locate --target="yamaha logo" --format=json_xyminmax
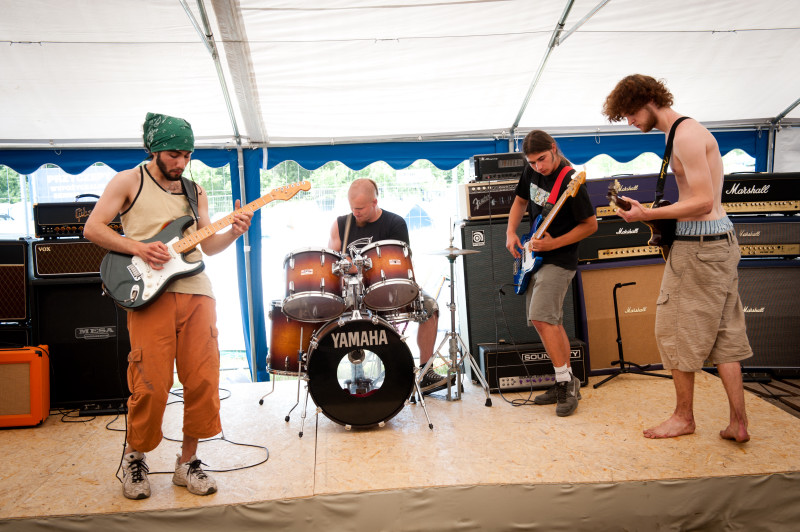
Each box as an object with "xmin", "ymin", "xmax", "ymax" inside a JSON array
[
  {"xmin": 75, "ymin": 326, "xmax": 116, "ymax": 340},
  {"xmin": 332, "ymin": 330, "xmax": 389, "ymax": 349}
]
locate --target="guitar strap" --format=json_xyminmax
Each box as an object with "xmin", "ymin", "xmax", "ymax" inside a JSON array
[
  {"xmin": 181, "ymin": 177, "xmax": 200, "ymax": 223},
  {"xmin": 547, "ymin": 166, "xmax": 574, "ymax": 205},
  {"xmin": 655, "ymin": 116, "xmax": 691, "ymax": 203}
]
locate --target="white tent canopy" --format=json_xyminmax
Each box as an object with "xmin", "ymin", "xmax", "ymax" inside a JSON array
[{"xmin": 2, "ymin": 0, "xmax": 799, "ymax": 151}]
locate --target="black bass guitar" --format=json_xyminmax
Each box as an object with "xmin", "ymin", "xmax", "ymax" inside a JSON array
[
  {"xmin": 607, "ymin": 179, "xmax": 675, "ymax": 260},
  {"xmin": 100, "ymin": 181, "xmax": 311, "ymax": 309}
]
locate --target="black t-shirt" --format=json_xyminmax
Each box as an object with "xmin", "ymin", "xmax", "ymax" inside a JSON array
[
  {"xmin": 513, "ymin": 163, "xmax": 594, "ymax": 270},
  {"xmin": 336, "ymin": 209, "xmax": 409, "ymax": 256}
]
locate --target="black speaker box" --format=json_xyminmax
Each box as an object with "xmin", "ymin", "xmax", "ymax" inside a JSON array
[
  {"xmin": 0, "ymin": 239, "xmax": 29, "ymax": 322},
  {"xmin": 31, "ymin": 277, "xmax": 130, "ymax": 409},
  {"xmin": 478, "ymin": 340, "xmax": 587, "ymax": 393},
  {"xmin": 0, "ymin": 324, "xmax": 32, "ymax": 348},
  {"xmin": 455, "ymin": 220, "xmax": 578, "ymax": 362},
  {"xmin": 737, "ymin": 260, "xmax": 800, "ymax": 371}
]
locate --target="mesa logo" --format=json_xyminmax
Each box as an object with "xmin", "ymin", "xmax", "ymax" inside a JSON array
[{"xmin": 75, "ymin": 326, "xmax": 116, "ymax": 340}]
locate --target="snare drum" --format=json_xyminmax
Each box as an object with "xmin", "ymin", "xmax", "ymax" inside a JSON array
[
  {"xmin": 268, "ymin": 301, "xmax": 323, "ymax": 375},
  {"xmin": 283, "ymin": 248, "xmax": 345, "ymax": 322},
  {"xmin": 360, "ymin": 240, "xmax": 419, "ymax": 311},
  {"xmin": 306, "ymin": 314, "xmax": 415, "ymax": 428}
]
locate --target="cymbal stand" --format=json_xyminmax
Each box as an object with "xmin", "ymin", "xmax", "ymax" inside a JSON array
[
  {"xmin": 417, "ymin": 239, "xmax": 492, "ymax": 406},
  {"xmin": 593, "ymin": 282, "xmax": 673, "ymax": 389}
]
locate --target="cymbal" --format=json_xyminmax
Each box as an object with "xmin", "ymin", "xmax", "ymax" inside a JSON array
[{"xmin": 428, "ymin": 246, "xmax": 481, "ymax": 257}]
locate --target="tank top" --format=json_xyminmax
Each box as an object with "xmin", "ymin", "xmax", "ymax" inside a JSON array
[{"xmin": 119, "ymin": 166, "xmax": 214, "ymax": 299}]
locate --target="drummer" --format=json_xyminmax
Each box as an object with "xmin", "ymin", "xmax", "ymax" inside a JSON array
[{"xmin": 328, "ymin": 178, "xmax": 453, "ymax": 395}]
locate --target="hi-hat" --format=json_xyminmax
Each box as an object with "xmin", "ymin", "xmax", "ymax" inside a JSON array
[{"xmin": 429, "ymin": 246, "xmax": 480, "ymax": 258}]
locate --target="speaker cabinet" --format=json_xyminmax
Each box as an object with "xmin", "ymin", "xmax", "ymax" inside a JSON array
[
  {"xmin": 31, "ymin": 277, "xmax": 130, "ymax": 409},
  {"xmin": 456, "ymin": 220, "xmax": 578, "ymax": 363},
  {"xmin": 0, "ymin": 239, "xmax": 29, "ymax": 321},
  {"xmin": 737, "ymin": 260, "xmax": 800, "ymax": 371},
  {"xmin": 576, "ymin": 259, "xmax": 665, "ymax": 371},
  {"xmin": 31, "ymin": 239, "xmax": 106, "ymax": 277},
  {"xmin": 0, "ymin": 345, "xmax": 49, "ymax": 427},
  {"xmin": 0, "ymin": 324, "xmax": 32, "ymax": 347}
]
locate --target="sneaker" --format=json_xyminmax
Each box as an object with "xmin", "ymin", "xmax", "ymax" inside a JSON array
[
  {"xmin": 534, "ymin": 379, "xmax": 582, "ymax": 405},
  {"xmin": 173, "ymin": 455, "xmax": 217, "ymax": 496},
  {"xmin": 419, "ymin": 367, "xmax": 455, "ymax": 395},
  {"xmin": 122, "ymin": 451, "xmax": 151, "ymax": 500},
  {"xmin": 555, "ymin": 374, "xmax": 581, "ymax": 417}
]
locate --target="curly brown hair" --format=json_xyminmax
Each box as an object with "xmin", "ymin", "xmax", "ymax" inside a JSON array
[{"xmin": 602, "ymin": 74, "xmax": 674, "ymax": 122}]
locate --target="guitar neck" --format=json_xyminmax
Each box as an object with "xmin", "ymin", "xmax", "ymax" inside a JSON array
[
  {"xmin": 533, "ymin": 184, "xmax": 572, "ymax": 239},
  {"xmin": 173, "ymin": 192, "xmax": 275, "ymax": 253}
]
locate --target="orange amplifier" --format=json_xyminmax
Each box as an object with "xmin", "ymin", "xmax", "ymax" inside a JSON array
[{"xmin": 0, "ymin": 345, "xmax": 50, "ymax": 427}]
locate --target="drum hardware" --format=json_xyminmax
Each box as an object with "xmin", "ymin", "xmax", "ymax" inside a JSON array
[{"xmin": 419, "ymin": 226, "xmax": 493, "ymax": 405}]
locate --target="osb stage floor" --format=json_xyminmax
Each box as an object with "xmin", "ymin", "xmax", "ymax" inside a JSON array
[{"xmin": 2, "ymin": 371, "xmax": 800, "ymax": 531}]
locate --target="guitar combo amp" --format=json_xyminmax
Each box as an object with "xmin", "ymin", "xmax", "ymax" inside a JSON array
[{"xmin": 477, "ymin": 340, "xmax": 588, "ymax": 393}]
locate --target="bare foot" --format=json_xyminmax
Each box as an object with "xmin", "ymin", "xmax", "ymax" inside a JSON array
[
  {"xmin": 643, "ymin": 414, "xmax": 695, "ymax": 439},
  {"xmin": 720, "ymin": 423, "xmax": 750, "ymax": 443}
]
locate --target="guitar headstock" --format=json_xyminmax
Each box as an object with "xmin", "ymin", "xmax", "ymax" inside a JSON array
[
  {"xmin": 606, "ymin": 179, "xmax": 630, "ymax": 210},
  {"xmin": 270, "ymin": 180, "xmax": 312, "ymax": 200},
  {"xmin": 565, "ymin": 170, "xmax": 586, "ymax": 197}
]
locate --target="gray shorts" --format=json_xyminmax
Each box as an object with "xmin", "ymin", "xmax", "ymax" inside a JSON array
[
  {"xmin": 525, "ymin": 264, "xmax": 576, "ymax": 325},
  {"xmin": 655, "ymin": 232, "xmax": 753, "ymax": 372}
]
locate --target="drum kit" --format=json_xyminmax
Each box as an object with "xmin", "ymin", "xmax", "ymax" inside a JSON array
[{"xmin": 259, "ymin": 234, "xmax": 492, "ymax": 437}]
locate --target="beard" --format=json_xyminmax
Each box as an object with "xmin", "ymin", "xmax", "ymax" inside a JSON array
[
  {"xmin": 639, "ymin": 108, "xmax": 657, "ymax": 133},
  {"xmin": 156, "ymin": 153, "xmax": 184, "ymax": 181}
]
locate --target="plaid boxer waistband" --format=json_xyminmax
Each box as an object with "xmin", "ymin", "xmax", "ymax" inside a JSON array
[{"xmin": 673, "ymin": 232, "xmax": 731, "ymax": 242}]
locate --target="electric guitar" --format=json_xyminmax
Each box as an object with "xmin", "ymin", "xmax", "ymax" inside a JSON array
[
  {"xmin": 100, "ymin": 180, "xmax": 311, "ymax": 309},
  {"xmin": 606, "ymin": 179, "xmax": 675, "ymax": 260},
  {"xmin": 513, "ymin": 171, "xmax": 586, "ymax": 295}
]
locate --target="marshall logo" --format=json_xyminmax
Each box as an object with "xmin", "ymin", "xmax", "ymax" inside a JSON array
[
  {"xmin": 625, "ymin": 306, "xmax": 647, "ymax": 314},
  {"xmin": 739, "ymin": 230, "xmax": 760, "ymax": 237},
  {"xmin": 743, "ymin": 306, "xmax": 765, "ymax": 313},
  {"xmin": 332, "ymin": 329, "xmax": 389, "ymax": 349},
  {"xmin": 616, "ymin": 227, "xmax": 639, "ymax": 235},
  {"xmin": 75, "ymin": 326, "xmax": 116, "ymax": 340},
  {"xmin": 618, "ymin": 184, "xmax": 639, "ymax": 192},
  {"xmin": 725, "ymin": 183, "xmax": 770, "ymax": 195},
  {"xmin": 75, "ymin": 206, "xmax": 94, "ymax": 221}
]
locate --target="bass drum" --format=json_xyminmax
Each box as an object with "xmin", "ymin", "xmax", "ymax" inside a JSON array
[{"xmin": 306, "ymin": 315, "xmax": 415, "ymax": 428}]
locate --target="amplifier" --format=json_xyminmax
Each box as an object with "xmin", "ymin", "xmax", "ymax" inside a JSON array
[
  {"xmin": 733, "ymin": 216, "xmax": 800, "ymax": 257},
  {"xmin": 0, "ymin": 240, "xmax": 29, "ymax": 322},
  {"xmin": 33, "ymin": 201, "xmax": 122, "ymax": 238},
  {"xmin": 471, "ymin": 152, "xmax": 526, "ymax": 181},
  {"xmin": 0, "ymin": 345, "xmax": 49, "ymax": 427},
  {"xmin": 477, "ymin": 340, "xmax": 587, "ymax": 393},
  {"xmin": 722, "ymin": 172, "xmax": 800, "ymax": 214},
  {"xmin": 578, "ymin": 218, "xmax": 660, "ymax": 263},
  {"xmin": 31, "ymin": 240, "xmax": 107, "ymax": 277},
  {"xmin": 457, "ymin": 179, "xmax": 520, "ymax": 220},
  {"xmin": 590, "ymin": 174, "xmax": 679, "ymax": 219}
]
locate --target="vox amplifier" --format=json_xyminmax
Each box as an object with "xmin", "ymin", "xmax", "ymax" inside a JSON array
[
  {"xmin": 31, "ymin": 240, "xmax": 107, "ymax": 277},
  {"xmin": 0, "ymin": 240, "xmax": 29, "ymax": 321},
  {"xmin": 477, "ymin": 340, "xmax": 587, "ymax": 393}
]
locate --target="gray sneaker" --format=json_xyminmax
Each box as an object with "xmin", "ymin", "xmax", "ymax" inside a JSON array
[
  {"xmin": 534, "ymin": 380, "xmax": 582, "ymax": 405},
  {"xmin": 122, "ymin": 451, "xmax": 151, "ymax": 500},
  {"xmin": 555, "ymin": 374, "xmax": 581, "ymax": 417},
  {"xmin": 173, "ymin": 455, "xmax": 217, "ymax": 495}
]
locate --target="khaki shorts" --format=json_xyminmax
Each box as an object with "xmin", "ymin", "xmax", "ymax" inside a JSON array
[
  {"xmin": 525, "ymin": 263, "xmax": 575, "ymax": 325},
  {"xmin": 655, "ymin": 232, "xmax": 753, "ymax": 372}
]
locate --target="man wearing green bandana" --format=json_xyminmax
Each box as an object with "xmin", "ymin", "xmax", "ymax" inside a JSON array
[{"xmin": 85, "ymin": 113, "xmax": 253, "ymax": 500}]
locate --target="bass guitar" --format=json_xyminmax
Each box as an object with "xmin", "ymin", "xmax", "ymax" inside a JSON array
[
  {"xmin": 513, "ymin": 171, "xmax": 586, "ymax": 295},
  {"xmin": 606, "ymin": 179, "xmax": 675, "ymax": 260},
  {"xmin": 100, "ymin": 180, "xmax": 311, "ymax": 309}
]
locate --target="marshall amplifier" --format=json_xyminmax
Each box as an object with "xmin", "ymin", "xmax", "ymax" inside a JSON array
[
  {"xmin": 33, "ymin": 200, "xmax": 122, "ymax": 238},
  {"xmin": 722, "ymin": 172, "xmax": 800, "ymax": 215},
  {"xmin": 31, "ymin": 239, "xmax": 107, "ymax": 277},
  {"xmin": 477, "ymin": 340, "xmax": 587, "ymax": 393},
  {"xmin": 590, "ymin": 174, "xmax": 679, "ymax": 219},
  {"xmin": 578, "ymin": 218, "xmax": 661, "ymax": 263},
  {"xmin": 471, "ymin": 153, "xmax": 526, "ymax": 181},
  {"xmin": 457, "ymin": 179, "xmax": 521, "ymax": 220},
  {"xmin": 733, "ymin": 216, "xmax": 800, "ymax": 257}
]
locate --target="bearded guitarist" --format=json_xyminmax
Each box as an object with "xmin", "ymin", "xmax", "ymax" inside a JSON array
[
  {"xmin": 84, "ymin": 113, "xmax": 253, "ymax": 501},
  {"xmin": 603, "ymin": 74, "xmax": 752, "ymax": 443},
  {"xmin": 505, "ymin": 130, "xmax": 597, "ymax": 418}
]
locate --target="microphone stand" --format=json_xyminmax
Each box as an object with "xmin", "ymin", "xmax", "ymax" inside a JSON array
[{"xmin": 593, "ymin": 282, "xmax": 673, "ymax": 389}]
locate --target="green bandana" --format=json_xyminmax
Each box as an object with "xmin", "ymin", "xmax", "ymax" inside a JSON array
[{"xmin": 142, "ymin": 112, "xmax": 195, "ymax": 153}]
